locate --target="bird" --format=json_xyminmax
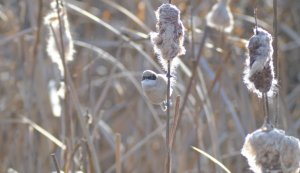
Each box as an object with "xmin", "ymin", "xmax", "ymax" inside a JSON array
[{"xmin": 141, "ymin": 70, "xmax": 173, "ymax": 107}]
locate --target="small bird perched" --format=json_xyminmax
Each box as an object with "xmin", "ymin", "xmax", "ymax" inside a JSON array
[
  {"xmin": 141, "ymin": 70, "xmax": 174, "ymax": 110},
  {"xmin": 243, "ymin": 27, "xmax": 277, "ymax": 98},
  {"xmin": 206, "ymin": 0, "xmax": 234, "ymax": 33}
]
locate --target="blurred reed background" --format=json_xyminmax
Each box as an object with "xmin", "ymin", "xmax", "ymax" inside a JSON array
[{"xmin": 0, "ymin": 0, "xmax": 300, "ymax": 172}]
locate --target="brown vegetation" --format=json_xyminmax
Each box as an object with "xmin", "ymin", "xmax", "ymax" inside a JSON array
[{"xmin": 0, "ymin": 0, "xmax": 300, "ymax": 172}]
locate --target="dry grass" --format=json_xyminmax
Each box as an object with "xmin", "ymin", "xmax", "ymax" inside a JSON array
[{"xmin": 0, "ymin": 0, "xmax": 300, "ymax": 172}]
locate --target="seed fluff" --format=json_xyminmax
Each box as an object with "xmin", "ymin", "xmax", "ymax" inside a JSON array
[{"xmin": 243, "ymin": 27, "xmax": 277, "ymax": 98}]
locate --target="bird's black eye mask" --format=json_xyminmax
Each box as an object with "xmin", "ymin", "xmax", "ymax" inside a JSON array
[{"xmin": 142, "ymin": 74, "xmax": 157, "ymax": 81}]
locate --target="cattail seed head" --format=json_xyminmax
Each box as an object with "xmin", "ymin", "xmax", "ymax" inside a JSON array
[
  {"xmin": 243, "ymin": 27, "xmax": 277, "ymax": 97},
  {"xmin": 206, "ymin": 0, "xmax": 234, "ymax": 33},
  {"xmin": 150, "ymin": 3, "xmax": 185, "ymax": 61},
  {"xmin": 141, "ymin": 70, "xmax": 174, "ymax": 106},
  {"xmin": 48, "ymin": 80, "xmax": 63, "ymax": 117},
  {"xmin": 44, "ymin": 0, "xmax": 75, "ymax": 77},
  {"xmin": 242, "ymin": 128, "xmax": 300, "ymax": 173}
]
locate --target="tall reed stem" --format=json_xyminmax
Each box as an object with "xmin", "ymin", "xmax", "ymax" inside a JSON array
[
  {"xmin": 55, "ymin": 0, "xmax": 68, "ymax": 166},
  {"xmin": 273, "ymin": 0, "xmax": 279, "ymax": 126},
  {"xmin": 51, "ymin": 153, "xmax": 61, "ymax": 173},
  {"xmin": 263, "ymin": 93, "xmax": 270, "ymax": 124},
  {"xmin": 179, "ymin": 26, "xmax": 208, "ymax": 119},
  {"xmin": 166, "ymin": 60, "xmax": 171, "ymax": 173}
]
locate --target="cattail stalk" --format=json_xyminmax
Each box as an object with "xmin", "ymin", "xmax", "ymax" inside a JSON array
[
  {"xmin": 243, "ymin": 27, "xmax": 277, "ymax": 125},
  {"xmin": 149, "ymin": 2, "xmax": 185, "ymax": 173},
  {"xmin": 55, "ymin": 0, "xmax": 68, "ymax": 77},
  {"xmin": 115, "ymin": 133, "xmax": 122, "ymax": 173},
  {"xmin": 180, "ymin": 26, "xmax": 208, "ymax": 121},
  {"xmin": 45, "ymin": 0, "xmax": 74, "ymax": 78},
  {"xmin": 31, "ymin": 0, "xmax": 43, "ymax": 82},
  {"xmin": 166, "ymin": 60, "xmax": 171, "ymax": 173},
  {"xmin": 54, "ymin": 0, "xmax": 69, "ymax": 168},
  {"xmin": 51, "ymin": 153, "xmax": 61, "ymax": 173},
  {"xmin": 273, "ymin": 0, "xmax": 279, "ymax": 126}
]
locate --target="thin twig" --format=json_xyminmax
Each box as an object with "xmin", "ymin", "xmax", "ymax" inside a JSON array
[
  {"xmin": 100, "ymin": 0, "xmax": 150, "ymax": 32},
  {"xmin": 54, "ymin": 0, "xmax": 69, "ymax": 167},
  {"xmin": 191, "ymin": 146, "xmax": 231, "ymax": 173},
  {"xmin": 169, "ymin": 96, "xmax": 181, "ymax": 149},
  {"xmin": 55, "ymin": 0, "xmax": 66, "ymax": 63},
  {"xmin": 265, "ymin": 94, "xmax": 270, "ymax": 123},
  {"xmin": 165, "ymin": 60, "xmax": 171, "ymax": 173},
  {"xmin": 31, "ymin": 0, "xmax": 42, "ymax": 82},
  {"xmin": 191, "ymin": 49, "xmax": 231, "ymax": 128},
  {"xmin": 64, "ymin": 140, "xmax": 82, "ymax": 172},
  {"xmin": 253, "ymin": 0, "xmax": 259, "ymax": 33},
  {"xmin": 263, "ymin": 93, "xmax": 270, "ymax": 124},
  {"xmin": 190, "ymin": 2, "xmax": 195, "ymax": 63},
  {"xmin": 115, "ymin": 133, "xmax": 122, "ymax": 173},
  {"xmin": 179, "ymin": 26, "xmax": 208, "ymax": 118},
  {"xmin": 273, "ymin": 0, "xmax": 279, "ymax": 127},
  {"xmin": 66, "ymin": 66, "xmax": 102, "ymax": 173},
  {"xmin": 51, "ymin": 12, "xmax": 102, "ymax": 171},
  {"xmin": 22, "ymin": 116, "xmax": 66, "ymax": 150},
  {"xmin": 105, "ymin": 125, "xmax": 165, "ymax": 173},
  {"xmin": 254, "ymin": 7, "xmax": 258, "ymax": 33},
  {"xmin": 262, "ymin": 94, "xmax": 266, "ymax": 122},
  {"xmin": 207, "ymin": 49, "xmax": 231, "ymax": 95},
  {"xmin": 51, "ymin": 153, "xmax": 61, "ymax": 173}
]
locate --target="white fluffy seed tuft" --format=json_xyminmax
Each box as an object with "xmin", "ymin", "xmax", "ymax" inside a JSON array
[
  {"xmin": 243, "ymin": 27, "xmax": 277, "ymax": 98},
  {"xmin": 150, "ymin": 3, "xmax": 185, "ymax": 62},
  {"xmin": 44, "ymin": 0, "xmax": 75, "ymax": 77},
  {"xmin": 242, "ymin": 128, "xmax": 300, "ymax": 173},
  {"xmin": 206, "ymin": 0, "xmax": 234, "ymax": 33}
]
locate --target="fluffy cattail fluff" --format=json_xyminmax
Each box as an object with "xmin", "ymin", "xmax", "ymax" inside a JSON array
[
  {"xmin": 141, "ymin": 70, "xmax": 175, "ymax": 110},
  {"xmin": 150, "ymin": 3, "xmax": 185, "ymax": 61},
  {"xmin": 157, "ymin": 56, "xmax": 180, "ymax": 76},
  {"xmin": 243, "ymin": 27, "xmax": 277, "ymax": 98},
  {"xmin": 241, "ymin": 127, "xmax": 300, "ymax": 173},
  {"xmin": 44, "ymin": 0, "xmax": 74, "ymax": 77},
  {"xmin": 48, "ymin": 80, "xmax": 64, "ymax": 117},
  {"xmin": 206, "ymin": 0, "xmax": 234, "ymax": 33}
]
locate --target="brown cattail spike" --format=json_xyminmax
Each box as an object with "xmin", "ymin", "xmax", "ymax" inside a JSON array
[
  {"xmin": 244, "ymin": 27, "xmax": 277, "ymax": 98},
  {"xmin": 150, "ymin": 3, "xmax": 185, "ymax": 62}
]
